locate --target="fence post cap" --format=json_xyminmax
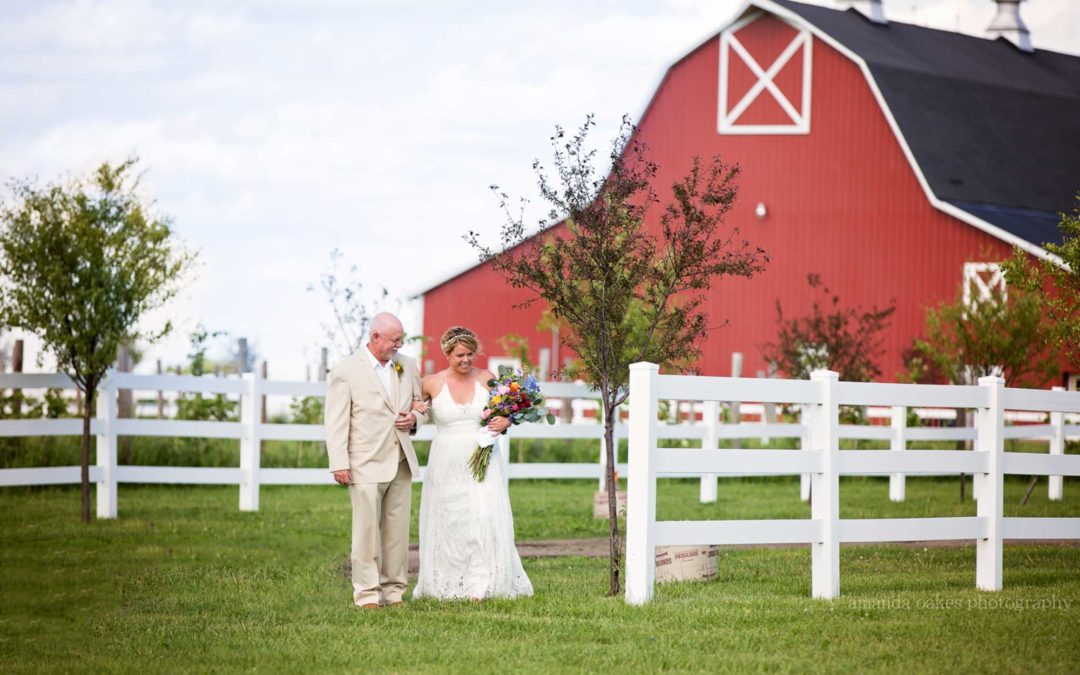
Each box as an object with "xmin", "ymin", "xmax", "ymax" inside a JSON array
[
  {"xmin": 977, "ymin": 375, "xmax": 1006, "ymax": 386},
  {"xmin": 630, "ymin": 362, "xmax": 659, "ymax": 372},
  {"xmin": 809, "ymin": 369, "xmax": 839, "ymax": 381}
]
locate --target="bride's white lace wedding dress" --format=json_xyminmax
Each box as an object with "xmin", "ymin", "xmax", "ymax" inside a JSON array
[{"xmin": 412, "ymin": 381, "xmax": 533, "ymax": 600}]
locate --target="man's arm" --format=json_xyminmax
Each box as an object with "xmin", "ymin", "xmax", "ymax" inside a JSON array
[
  {"xmin": 409, "ymin": 358, "xmax": 428, "ymax": 433},
  {"xmin": 325, "ymin": 367, "xmax": 351, "ymax": 478}
]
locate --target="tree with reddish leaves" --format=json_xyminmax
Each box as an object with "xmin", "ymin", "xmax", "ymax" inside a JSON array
[
  {"xmin": 468, "ymin": 115, "xmax": 768, "ymax": 595},
  {"xmin": 764, "ymin": 273, "xmax": 896, "ymax": 383}
]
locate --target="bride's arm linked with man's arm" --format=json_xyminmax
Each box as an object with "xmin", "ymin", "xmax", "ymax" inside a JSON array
[{"xmin": 406, "ymin": 356, "xmax": 429, "ymax": 432}]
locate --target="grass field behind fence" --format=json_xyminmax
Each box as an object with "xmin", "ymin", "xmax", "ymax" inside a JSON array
[
  {"xmin": 1, "ymin": 432, "xmax": 1075, "ymax": 469},
  {"xmin": 1, "ymin": 478, "xmax": 1078, "ymax": 673}
]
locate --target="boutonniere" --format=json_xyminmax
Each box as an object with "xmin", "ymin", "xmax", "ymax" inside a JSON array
[{"xmin": 392, "ymin": 359, "xmax": 404, "ymax": 379}]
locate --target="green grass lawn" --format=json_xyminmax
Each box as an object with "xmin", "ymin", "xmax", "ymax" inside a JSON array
[{"xmin": 2, "ymin": 479, "xmax": 1078, "ymax": 673}]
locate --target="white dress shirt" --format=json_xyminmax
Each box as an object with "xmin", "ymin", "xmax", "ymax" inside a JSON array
[{"xmin": 365, "ymin": 346, "xmax": 395, "ymax": 398}]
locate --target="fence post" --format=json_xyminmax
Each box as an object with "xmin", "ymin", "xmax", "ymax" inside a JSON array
[
  {"xmin": 498, "ymin": 432, "xmax": 511, "ymax": 489},
  {"xmin": 260, "ymin": 360, "xmax": 269, "ymax": 422},
  {"xmin": 626, "ymin": 362, "xmax": 659, "ymax": 605},
  {"xmin": 1049, "ymin": 386, "xmax": 1064, "ymax": 501},
  {"xmin": 95, "ymin": 371, "xmax": 118, "ymax": 519},
  {"xmin": 239, "ymin": 370, "xmax": 262, "ymax": 511},
  {"xmin": 889, "ymin": 405, "xmax": 907, "ymax": 502},
  {"xmin": 700, "ymin": 400, "xmax": 719, "ymax": 503},
  {"xmin": 156, "ymin": 359, "xmax": 164, "ymax": 418},
  {"xmin": 975, "ymin": 375, "xmax": 1005, "ymax": 591},
  {"xmin": 809, "ymin": 370, "xmax": 839, "ymax": 599},
  {"xmin": 800, "ymin": 415, "xmax": 811, "ymax": 503}
]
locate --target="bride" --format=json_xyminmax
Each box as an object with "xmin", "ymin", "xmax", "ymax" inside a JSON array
[{"xmin": 411, "ymin": 326, "xmax": 533, "ymax": 600}]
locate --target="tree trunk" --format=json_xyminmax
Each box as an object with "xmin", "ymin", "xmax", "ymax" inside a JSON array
[
  {"xmin": 81, "ymin": 387, "xmax": 95, "ymax": 523},
  {"xmin": 604, "ymin": 405, "xmax": 621, "ymax": 596},
  {"xmin": 12, "ymin": 339, "xmax": 24, "ymax": 417}
]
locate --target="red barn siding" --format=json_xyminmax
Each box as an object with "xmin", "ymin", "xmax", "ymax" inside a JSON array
[
  {"xmin": 421, "ymin": 267, "xmax": 549, "ymax": 372},
  {"xmin": 422, "ymin": 13, "xmax": 1028, "ymax": 381}
]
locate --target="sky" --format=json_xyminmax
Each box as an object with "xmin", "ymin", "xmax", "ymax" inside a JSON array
[{"xmin": 1, "ymin": 0, "xmax": 1077, "ymax": 380}]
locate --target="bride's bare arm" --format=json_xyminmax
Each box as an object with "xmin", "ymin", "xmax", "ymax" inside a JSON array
[{"xmin": 421, "ymin": 373, "xmax": 440, "ymax": 402}]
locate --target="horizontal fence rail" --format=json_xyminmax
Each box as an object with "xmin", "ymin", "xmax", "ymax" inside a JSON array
[
  {"xmin": 1, "ymin": 370, "xmax": 1077, "ymax": 521},
  {"xmin": 624, "ymin": 364, "xmax": 1080, "ymax": 605}
]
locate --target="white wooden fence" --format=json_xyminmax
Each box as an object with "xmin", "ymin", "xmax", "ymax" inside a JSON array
[
  {"xmin": 624, "ymin": 363, "xmax": 1080, "ymax": 604},
  {"xmin": 1, "ymin": 370, "xmax": 1075, "ymax": 521},
  {"xmin": 0, "ymin": 371, "xmax": 626, "ymax": 516}
]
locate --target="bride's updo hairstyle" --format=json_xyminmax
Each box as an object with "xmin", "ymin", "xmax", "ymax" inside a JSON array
[{"xmin": 440, "ymin": 326, "xmax": 481, "ymax": 356}]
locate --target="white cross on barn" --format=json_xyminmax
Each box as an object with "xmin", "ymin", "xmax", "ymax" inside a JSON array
[
  {"xmin": 718, "ymin": 13, "xmax": 813, "ymax": 135},
  {"xmin": 963, "ymin": 262, "xmax": 1007, "ymax": 307}
]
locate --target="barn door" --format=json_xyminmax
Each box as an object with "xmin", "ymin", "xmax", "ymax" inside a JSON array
[{"xmin": 718, "ymin": 12, "xmax": 812, "ymax": 135}]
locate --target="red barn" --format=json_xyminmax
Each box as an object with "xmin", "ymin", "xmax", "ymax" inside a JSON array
[{"xmin": 418, "ymin": 0, "xmax": 1080, "ymax": 386}]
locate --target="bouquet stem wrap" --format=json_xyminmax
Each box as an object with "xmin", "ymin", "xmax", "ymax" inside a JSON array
[{"xmin": 468, "ymin": 428, "xmax": 499, "ymax": 482}]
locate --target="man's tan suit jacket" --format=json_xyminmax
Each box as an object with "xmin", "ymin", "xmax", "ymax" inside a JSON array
[{"xmin": 325, "ymin": 352, "xmax": 427, "ymax": 484}]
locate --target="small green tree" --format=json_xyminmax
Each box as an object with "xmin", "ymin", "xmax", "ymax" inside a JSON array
[
  {"xmin": 1000, "ymin": 195, "xmax": 1080, "ymax": 367},
  {"xmin": 0, "ymin": 159, "xmax": 193, "ymax": 522},
  {"xmin": 764, "ymin": 274, "xmax": 896, "ymax": 382},
  {"xmin": 468, "ymin": 115, "xmax": 768, "ymax": 595},
  {"xmin": 910, "ymin": 281, "xmax": 1057, "ymax": 387}
]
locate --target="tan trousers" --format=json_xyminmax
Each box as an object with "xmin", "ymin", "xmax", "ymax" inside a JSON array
[{"xmin": 348, "ymin": 457, "xmax": 412, "ymax": 606}]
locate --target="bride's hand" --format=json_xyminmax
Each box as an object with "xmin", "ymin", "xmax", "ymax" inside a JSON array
[{"xmin": 487, "ymin": 416, "xmax": 511, "ymax": 434}]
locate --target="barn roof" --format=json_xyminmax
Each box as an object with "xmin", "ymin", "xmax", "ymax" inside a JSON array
[{"xmin": 767, "ymin": 0, "xmax": 1080, "ymax": 251}]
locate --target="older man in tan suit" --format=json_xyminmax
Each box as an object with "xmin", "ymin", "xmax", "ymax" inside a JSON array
[{"xmin": 325, "ymin": 312, "xmax": 427, "ymax": 608}]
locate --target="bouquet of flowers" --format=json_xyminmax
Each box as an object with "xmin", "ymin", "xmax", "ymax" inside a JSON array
[{"xmin": 469, "ymin": 366, "xmax": 556, "ymax": 481}]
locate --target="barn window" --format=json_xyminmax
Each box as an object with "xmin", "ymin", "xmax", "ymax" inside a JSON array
[
  {"xmin": 718, "ymin": 12, "xmax": 812, "ymax": 135},
  {"xmin": 963, "ymin": 262, "xmax": 1006, "ymax": 307}
]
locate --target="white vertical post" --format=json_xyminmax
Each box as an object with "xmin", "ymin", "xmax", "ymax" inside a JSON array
[
  {"xmin": 700, "ymin": 400, "xmax": 719, "ymax": 503},
  {"xmin": 975, "ymin": 375, "xmax": 1005, "ymax": 591},
  {"xmin": 889, "ymin": 405, "xmax": 907, "ymax": 502},
  {"xmin": 799, "ymin": 413, "xmax": 811, "ymax": 503},
  {"xmin": 625, "ymin": 362, "xmax": 659, "ymax": 605},
  {"xmin": 1049, "ymin": 386, "xmax": 1064, "ymax": 501},
  {"xmin": 538, "ymin": 348, "xmax": 551, "ymax": 381},
  {"xmin": 95, "ymin": 372, "xmax": 118, "ymax": 519},
  {"xmin": 967, "ymin": 402, "xmax": 980, "ymax": 502},
  {"xmin": 498, "ymin": 433, "xmax": 511, "ymax": 489},
  {"xmin": 728, "ymin": 353, "xmax": 742, "ymax": 481},
  {"xmin": 809, "ymin": 370, "xmax": 840, "ymax": 599},
  {"xmin": 239, "ymin": 370, "xmax": 262, "ymax": 511}
]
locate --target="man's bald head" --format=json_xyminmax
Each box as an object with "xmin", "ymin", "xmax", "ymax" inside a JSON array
[
  {"xmin": 370, "ymin": 312, "xmax": 403, "ymax": 335},
  {"xmin": 367, "ymin": 312, "xmax": 405, "ymax": 364}
]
